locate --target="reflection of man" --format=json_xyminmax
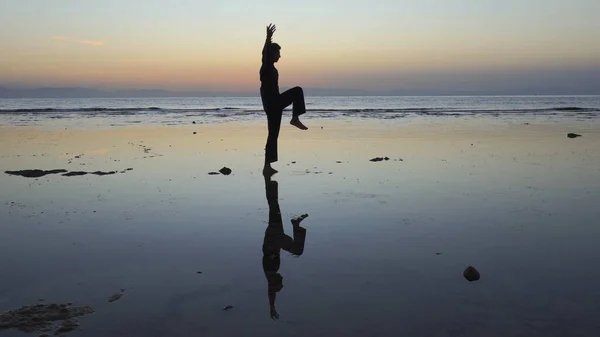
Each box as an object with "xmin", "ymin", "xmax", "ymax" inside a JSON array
[{"xmin": 263, "ymin": 176, "xmax": 308, "ymax": 320}]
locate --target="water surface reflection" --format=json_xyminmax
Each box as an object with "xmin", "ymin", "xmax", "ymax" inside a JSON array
[{"xmin": 262, "ymin": 175, "xmax": 308, "ymax": 320}]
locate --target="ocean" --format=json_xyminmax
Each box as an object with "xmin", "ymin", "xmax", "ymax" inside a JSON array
[
  {"xmin": 2, "ymin": 94, "xmax": 600, "ymax": 336},
  {"xmin": 1, "ymin": 95, "xmax": 599, "ymax": 128}
]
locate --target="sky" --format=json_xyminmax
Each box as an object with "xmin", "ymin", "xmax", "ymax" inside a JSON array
[{"xmin": 0, "ymin": 0, "xmax": 599, "ymax": 94}]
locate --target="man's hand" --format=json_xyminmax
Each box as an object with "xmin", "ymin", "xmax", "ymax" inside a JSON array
[
  {"xmin": 266, "ymin": 23, "xmax": 276, "ymax": 41},
  {"xmin": 270, "ymin": 308, "xmax": 280, "ymax": 320}
]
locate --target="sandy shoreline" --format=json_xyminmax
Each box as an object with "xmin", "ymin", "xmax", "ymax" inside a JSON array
[{"xmin": 1, "ymin": 118, "xmax": 600, "ymax": 336}]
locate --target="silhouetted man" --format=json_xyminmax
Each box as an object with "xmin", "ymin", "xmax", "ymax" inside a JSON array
[
  {"xmin": 262, "ymin": 175, "xmax": 308, "ymax": 320},
  {"xmin": 260, "ymin": 23, "xmax": 308, "ymax": 176}
]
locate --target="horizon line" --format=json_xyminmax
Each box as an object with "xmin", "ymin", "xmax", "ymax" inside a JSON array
[{"xmin": 1, "ymin": 85, "xmax": 599, "ymax": 97}]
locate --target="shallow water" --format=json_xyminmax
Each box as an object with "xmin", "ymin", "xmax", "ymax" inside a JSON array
[{"xmin": 1, "ymin": 118, "xmax": 600, "ymax": 336}]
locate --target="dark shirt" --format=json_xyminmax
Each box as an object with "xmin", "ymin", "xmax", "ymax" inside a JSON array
[
  {"xmin": 260, "ymin": 42, "xmax": 279, "ymax": 105},
  {"xmin": 262, "ymin": 224, "xmax": 283, "ymax": 289}
]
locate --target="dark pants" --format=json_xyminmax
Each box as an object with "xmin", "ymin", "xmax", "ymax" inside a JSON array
[
  {"xmin": 262, "ymin": 177, "xmax": 307, "ymax": 294},
  {"xmin": 262, "ymin": 178, "xmax": 307, "ymax": 259},
  {"xmin": 263, "ymin": 86, "xmax": 306, "ymax": 163}
]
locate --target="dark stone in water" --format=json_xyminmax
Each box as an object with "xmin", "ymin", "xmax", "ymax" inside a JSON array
[
  {"xmin": 91, "ymin": 171, "xmax": 117, "ymax": 176},
  {"xmin": 107, "ymin": 294, "xmax": 122, "ymax": 303},
  {"xmin": 0, "ymin": 302, "xmax": 94, "ymax": 334},
  {"xmin": 7, "ymin": 169, "xmax": 124, "ymax": 178},
  {"xmin": 219, "ymin": 167, "xmax": 232, "ymax": 175},
  {"xmin": 369, "ymin": 156, "xmax": 391, "ymax": 161},
  {"xmin": 108, "ymin": 289, "xmax": 126, "ymax": 303},
  {"xmin": 5, "ymin": 169, "xmax": 67, "ymax": 178},
  {"xmin": 222, "ymin": 305, "xmax": 234, "ymax": 311},
  {"xmin": 463, "ymin": 266, "xmax": 480, "ymax": 282},
  {"xmin": 55, "ymin": 318, "xmax": 79, "ymax": 334},
  {"xmin": 62, "ymin": 171, "xmax": 87, "ymax": 177},
  {"xmin": 567, "ymin": 133, "xmax": 582, "ymax": 138}
]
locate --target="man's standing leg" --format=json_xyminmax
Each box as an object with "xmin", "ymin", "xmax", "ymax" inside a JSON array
[{"xmin": 264, "ymin": 108, "xmax": 282, "ymax": 175}]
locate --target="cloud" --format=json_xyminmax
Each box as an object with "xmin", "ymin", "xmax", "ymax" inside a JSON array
[{"xmin": 52, "ymin": 36, "xmax": 105, "ymax": 46}]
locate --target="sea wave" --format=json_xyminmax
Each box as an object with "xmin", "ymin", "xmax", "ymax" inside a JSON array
[
  {"xmin": 0, "ymin": 106, "xmax": 598, "ymax": 118},
  {"xmin": 0, "ymin": 107, "xmax": 224, "ymax": 114}
]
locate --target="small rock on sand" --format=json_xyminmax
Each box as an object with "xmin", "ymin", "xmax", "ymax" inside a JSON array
[
  {"xmin": 0, "ymin": 302, "xmax": 94, "ymax": 334},
  {"xmin": 208, "ymin": 172, "xmax": 219, "ymax": 175},
  {"xmin": 463, "ymin": 266, "xmax": 480, "ymax": 282},
  {"xmin": 108, "ymin": 289, "xmax": 125, "ymax": 303},
  {"xmin": 369, "ymin": 157, "xmax": 384, "ymax": 162},
  {"xmin": 567, "ymin": 133, "xmax": 582, "ymax": 138},
  {"xmin": 55, "ymin": 319, "xmax": 79, "ymax": 334},
  {"xmin": 219, "ymin": 167, "xmax": 232, "ymax": 175},
  {"xmin": 62, "ymin": 171, "xmax": 88, "ymax": 177},
  {"xmin": 5, "ymin": 169, "xmax": 67, "ymax": 178},
  {"xmin": 108, "ymin": 294, "xmax": 122, "ymax": 303},
  {"xmin": 91, "ymin": 171, "xmax": 117, "ymax": 176}
]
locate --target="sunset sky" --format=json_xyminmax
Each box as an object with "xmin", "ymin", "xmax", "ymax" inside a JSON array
[{"xmin": 1, "ymin": 0, "xmax": 599, "ymax": 94}]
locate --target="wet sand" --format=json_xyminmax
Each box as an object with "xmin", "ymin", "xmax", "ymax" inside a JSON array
[{"xmin": 1, "ymin": 118, "xmax": 600, "ymax": 336}]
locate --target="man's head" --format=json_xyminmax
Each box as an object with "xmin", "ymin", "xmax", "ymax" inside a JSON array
[{"xmin": 270, "ymin": 43, "xmax": 281, "ymax": 63}]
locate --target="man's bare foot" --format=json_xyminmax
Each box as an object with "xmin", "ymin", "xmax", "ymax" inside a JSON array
[
  {"xmin": 263, "ymin": 166, "xmax": 278, "ymax": 176},
  {"xmin": 291, "ymin": 213, "xmax": 308, "ymax": 226},
  {"xmin": 290, "ymin": 117, "xmax": 308, "ymax": 130}
]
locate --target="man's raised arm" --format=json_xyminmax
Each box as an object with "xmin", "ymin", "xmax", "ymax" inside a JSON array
[{"xmin": 262, "ymin": 23, "xmax": 276, "ymax": 64}]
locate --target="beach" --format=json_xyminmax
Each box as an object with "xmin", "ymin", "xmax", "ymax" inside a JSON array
[
  {"xmin": 1, "ymin": 114, "xmax": 600, "ymax": 336},
  {"xmin": 3, "ymin": 0, "xmax": 600, "ymax": 332}
]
